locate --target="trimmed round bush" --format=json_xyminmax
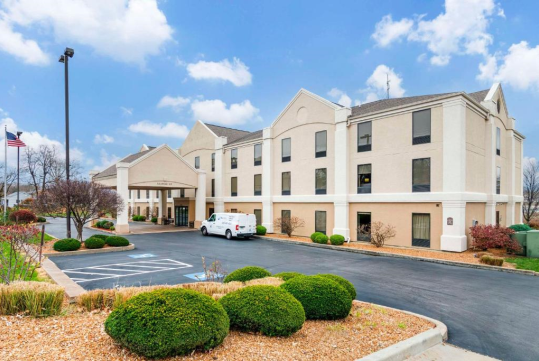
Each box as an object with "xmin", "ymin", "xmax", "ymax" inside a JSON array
[
  {"xmin": 106, "ymin": 236, "xmax": 129, "ymax": 247},
  {"xmin": 310, "ymin": 232, "xmax": 324, "ymax": 242},
  {"xmin": 314, "ymin": 234, "xmax": 328, "ymax": 244},
  {"xmin": 132, "ymin": 215, "xmax": 140, "ymax": 221},
  {"xmin": 280, "ymin": 275, "xmax": 352, "ymax": 320},
  {"xmin": 37, "ymin": 216, "xmax": 46, "ymax": 223},
  {"xmin": 151, "ymin": 217, "xmax": 158, "ymax": 223},
  {"xmin": 273, "ymin": 272, "xmax": 304, "ymax": 281},
  {"xmin": 85, "ymin": 236, "xmax": 105, "ymax": 249},
  {"xmin": 318, "ymin": 274, "xmax": 356, "ymax": 299},
  {"xmin": 104, "ymin": 288, "xmax": 229, "ymax": 358},
  {"xmin": 53, "ymin": 238, "xmax": 81, "ymax": 252},
  {"xmin": 219, "ymin": 285, "xmax": 305, "ymax": 336},
  {"xmin": 509, "ymin": 224, "xmax": 532, "ymax": 232},
  {"xmin": 223, "ymin": 266, "xmax": 271, "ymax": 283},
  {"xmin": 9, "ymin": 209, "xmax": 37, "ymax": 223},
  {"xmin": 256, "ymin": 225, "xmax": 267, "ymax": 235},
  {"xmin": 90, "ymin": 234, "xmax": 108, "ymax": 241},
  {"xmin": 330, "ymin": 234, "xmax": 345, "ymax": 245},
  {"xmin": 110, "ymin": 226, "xmax": 115, "ymax": 231},
  {"xmin": 102, "ymin": 221, "xmax": 114, "ymax": 230}
]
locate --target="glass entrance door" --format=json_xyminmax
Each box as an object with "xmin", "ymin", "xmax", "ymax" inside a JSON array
[{"xmin": 175, "ymin": 206, "xmax": 188, "ymax": 226}]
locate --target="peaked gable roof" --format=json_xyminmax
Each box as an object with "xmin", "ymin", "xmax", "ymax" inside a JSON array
[
  {"xmin": 94, "ymin": 149, "xmax": 153, "ymax": 179},
  {"xmin": 204, "ymin": 123, "xmax": 251, "ymax": 144}
]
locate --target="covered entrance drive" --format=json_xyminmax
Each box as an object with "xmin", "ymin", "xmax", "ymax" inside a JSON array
[{"xmin": 91, "ymin": 145, "xmax": 206, "ymax": 234}]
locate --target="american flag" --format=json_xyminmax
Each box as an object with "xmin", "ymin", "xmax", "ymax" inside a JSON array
[{"xmin": 6, "ymin": 131, "xmax": 26, "ymax": 147}]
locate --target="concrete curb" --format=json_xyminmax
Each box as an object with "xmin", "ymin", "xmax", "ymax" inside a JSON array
[
  {"xmin": 355, "ymin": 302, "xmax": 448, "ymax": 361},
  {"xmin": 41, "ymin": 258, "xmax": 86, "ymax": 299},
  {"xmin": 45, "ymin": 243, "xmax": 135, "ymax": 257},
  {"xmin": 258, "ymin": 236, "xmax": 539, "ymax": 277}
]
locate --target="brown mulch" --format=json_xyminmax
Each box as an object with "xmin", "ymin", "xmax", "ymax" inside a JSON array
[
  {"xmin": 263, "ymin": 234, "xmax": 518, "ymax": 269},
  {"xmin": 0, "ymin": 301, "xmax": 432, "ymax": 361}
]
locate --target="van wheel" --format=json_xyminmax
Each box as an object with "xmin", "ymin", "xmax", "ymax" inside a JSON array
[
  {"xmin": 226, "ymin": 230, "xmax": 232, "ymax": 240},
  {"xmin": 201, "ymin": 227, "xmax": 208, "ymax": 236}
]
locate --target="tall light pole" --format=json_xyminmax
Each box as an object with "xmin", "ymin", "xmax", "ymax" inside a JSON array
[
  {"xmin": 59, "ymin": 47, "xmax": 74, "ymax": 238},
  {"xmin": 16, "ymin": 131, "xmax": 22, "ymax": 207}
]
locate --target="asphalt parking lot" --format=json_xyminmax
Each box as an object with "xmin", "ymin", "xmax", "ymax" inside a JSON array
[{"xmin": 46, "ymin": 218, "xmax": 539, "ymax": 361}]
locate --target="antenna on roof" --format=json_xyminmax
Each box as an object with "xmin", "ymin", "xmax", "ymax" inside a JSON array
[{"xmin": 386, "ymin": 73, "xmax": 391, "ymax": 99}]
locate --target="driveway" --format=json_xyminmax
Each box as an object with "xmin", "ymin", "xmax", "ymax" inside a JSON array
[{"xmin": 45, "ymin": 218, "xmax": 538, "ymax": 361}]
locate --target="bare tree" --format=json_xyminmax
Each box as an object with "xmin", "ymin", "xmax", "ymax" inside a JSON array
[
  {"xmin": 360, "ymin": 221, "xmax": 396, "ymax": 248},
  {"xmin": 523, "ymin": 158, "xmax": 539, "ymax": 223},
  {"xmin": 0, "ymin": 164, "xmax": 17, "ymax": 199},
  {"xmin": 273, "ymin": 216, "xmax": 305, "ymax": 237},
  {"xmin": 34, "ymin": 179, "xmax": 124, "ymax": 241}
]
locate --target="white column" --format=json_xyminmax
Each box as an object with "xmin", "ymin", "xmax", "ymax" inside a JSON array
[
  {"xmin": 195, "ymin": 170, "xmax": 207, "ymax": 228},
  {"xmin": 441, "ymin": 99, "xmax": 467, "ymax": 251},
  {"xmin": 485, "ymin": 115, "xmax": 497, "ymax": 224},
  {"xmin": 485, "ymin": 200, "xmax": 496, "ymax": 225},
  {"xmin": 506, "ymin": 130, "xmax": 516, "ymax": 226},
  {"xmin": 333, "ymin": 108, "xmax": 351, "ymax": 238},
  {"xmin": 130, "ymin": 192, "xmax": 135, "ymax": 218},
  {"xmin": 157, "ymin": 189, "xmax": 167, "ymax": 224},
  {"xmin": 149, "ymin": 190, "xmax": 154, "ymax": 218},
  {"xmin": 115, "ymin": 162, "xmax": 130, "ymax": 234},
  {"xmin": 262, "ymin": 127, "xmax": 273, "ymax": 232},
  {"xmin": 214, "ymin": 137, "xmax": 226, "ymax": 213}
]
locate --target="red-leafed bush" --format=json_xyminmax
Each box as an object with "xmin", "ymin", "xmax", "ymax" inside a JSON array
[
  {"xmin": 8, "ymin": 209, "xmax": 37, "ymax": 224},
  {"xmin": 469, "ymin": 224, "xmax": 521, "ymax": 253}
]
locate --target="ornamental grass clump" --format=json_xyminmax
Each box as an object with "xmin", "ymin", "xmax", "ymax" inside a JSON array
[
  {"xmin": 0, "ymin": 281, "xmax": 64, "ymax": 317},
  {"xmin": 219, "ymin": 285, "xmax": 305, "ymax": 336},
  {"xmin": 223, "ymin": 266, "xmax": 271, "ymax": 283},
  {"xmin": 479, "ymin": 255, "xmax": 504, "ymax": 267},
  {"xmin": 280, "ymin": 275, "xmax": 352, "ymax": 320},
  {"xmin": 104, "ymin": 288, "xmax": 229, "ymax": 359}
]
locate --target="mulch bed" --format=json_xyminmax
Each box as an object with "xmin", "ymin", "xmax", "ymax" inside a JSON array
[{"xmin": 0, "ymin": 301, "xmax": 432, "ymax": 361}]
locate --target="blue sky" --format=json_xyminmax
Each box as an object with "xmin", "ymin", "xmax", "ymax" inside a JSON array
[{"xmin": 0, "ymin": 0, "xmax": 537, "ymax": 175}]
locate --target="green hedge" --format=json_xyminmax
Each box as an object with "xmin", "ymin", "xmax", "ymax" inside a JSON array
[
  {"xmin": 310, "ymin": 232, "xmax": 324, "ymax": 242},
  {"xmin": 256, "ymin": 225, "xmax": 267, "ymax": 235},
  {"xmin": 313, "ymin": 234, "xmax": 328, "ymax": 244},
  {"xmin": 318, "ymin": 274, "xmax": 356, "ymax": 299},
  {"xmin": 90, "ymin": 234, "xmax": 108, "ymax": 241},
  {"xmin": 219, "ymin": 285, "xmax": 305, "ymax": 336},
  {"xmin": 104, "ymin": 288, "xmax": 229, "ymax": 358},
  {"xmin": 53, "ymin": 238, "xmax": 81, "ymax": 252},
  {"xmin": 85, "ymin": 236, "xmax": 105, "ymax": 249},
  {"xmin": 37, "ymin": 216, "xmax": 46, "ymax": 223},
  {"xmin": 329, "ymin": 235, "xmax": 345, "ymax": 246},
  {"xmin": 223, "ymin": 266, "xmax": 271, "ymax": 283},
  {"xmin": 509, "ymin": 224, "xmax": 533, "ymax": 232},
  {"xmin": 280, "ymin": 275, "xmax": 352, "ymax": 320},
  {"xmin": 105, "ymin": 236, "xmax": 129, "ymax": 247},
  {"xmin": 273, "ymin": 272, "xmax": 304, "ymax": 281}
]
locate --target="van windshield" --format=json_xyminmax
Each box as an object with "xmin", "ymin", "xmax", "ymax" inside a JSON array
[{"xmin": 208, "ymin": 214, "xmax": 216, "ymax": 222}]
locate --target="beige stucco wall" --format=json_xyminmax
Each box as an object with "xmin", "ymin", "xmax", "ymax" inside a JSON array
[
  {"xmin": 272, "ymin": 202, "xmax": 334, "ymax": 237},
  {"xmin": 466, "ymin": 108, "xmax": 487, "ymax": 193},
  {"xmin": 271, "ymin": 92, "xmax": 336, "ymax": 196},
  {"xmin": 223, "ymin": 202, "xmax": 263, "ymax": 215},
  {"xmin": 515, "ymin": 202, "xmax": 521, "ymax": 223},
  {"xmin": 515, "ymin": 138, "xmax": 522, "ymax": 195},
  {"xmin": 348, "ymin": 105, "xmax": 443, "ymax": 194},
  {"xmin": 465, "ymin": 202, "xmax": 486, "ymax": 247},
  {"xmin": 223, "ymin": 142, "xmax": 263, "ymax": 197},
  {"xmin": 348, "ymin": 202, "xmax": 443, "ymax": 249}
]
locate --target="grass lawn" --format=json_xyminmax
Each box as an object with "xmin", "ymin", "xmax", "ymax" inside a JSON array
[
  {"xmin": 0, "ymin": 242, "xmax": 41, "ymax": 282},
  {"xmin": 28, "ymin": 232, "xmax": 54, "ymax": 245},
  {"xmin": 505, "ymin": 257, "xmax": 539, "ymax": 272}
]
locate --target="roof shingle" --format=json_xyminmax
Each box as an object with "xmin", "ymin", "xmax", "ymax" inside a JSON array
[{"xmin": 93, "ymin": 149, "xmax": 152, "ymax": 179}]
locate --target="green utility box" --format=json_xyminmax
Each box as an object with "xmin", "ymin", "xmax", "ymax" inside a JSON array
[
  {"xmin": 511, "ymin": 232, "xmax": 528, "ymax": 256},
  {"xmin": 527, "ymin": 230, "xmax": 539, "ymax": 259}
]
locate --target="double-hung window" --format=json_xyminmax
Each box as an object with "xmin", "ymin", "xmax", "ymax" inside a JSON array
[
  {"xmin": 496, "ymin": 128, "xmax": 501, "ymax": 156},
  {"xmin": 315, "ymin": 168, "xmax": 327, "ymax": 195},
  {"xmin": 412, "ymin": 214, "xmax": 430, "ymax": 248},
  {"xmin": 211, "ymin": 179, "xmax": 215, "ymax": 197},
  {"xmin": 167, "ymin": 190, "xmax": 171, "ymax": 198},
  {"xmin": 231, "ymin": 149, "xmax": 238, "ymax": 169},
  {"xmin": 315, "ymin": 211, "xmax": 327, "ymax": 235},
  {"xmin": 413, "ymin": 109, "xmax": 431, "ymax": 145},
  {"xmin": 315, "ymin": 131, "xmax": 327, "ymax": 158},
  {"xmin": 194, "ymin": 156, "xmax": 200, "ymax": 169},
  {"xmin": 282, "ymin": 172, "xmax": 291, "ymax": 195},
  {"xmin": 231, "ymin": 177, "xmax": 238, "ymax": 197},
  {"xmin": 282, "ymin": 138, "xmax": 291, "ymax": 162},
  {"xmin": 211, "ymin": 153, "xmax": 215, "ymax": 172},
  {"xmin": 357, "ymin": 164, "xmax": 372, "ymax": 194},
  {"xmin": 254, "ymin": 174, "xmax": 262, "ymax": 196},
  {"xmin": 357, "ymin": 121, "xmax": 372, "ymax": 152},
  {"xmin": 496, "ymin": 167, "xmax": 501, "ymax": 194},
  {"xmin": 412, "ymin": 158, "xmax": 430, "ymax": 192},
  {"xmin": 254, "ymin": 143, "xmax": 262, "ymax": 166}
]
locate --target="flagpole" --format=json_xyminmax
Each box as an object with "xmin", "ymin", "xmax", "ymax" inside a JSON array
[{"xmin": 4, "ymin": 125, "xmax": 7, "ymax": 221}]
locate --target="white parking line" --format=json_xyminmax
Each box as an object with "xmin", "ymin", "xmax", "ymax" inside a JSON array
[{"xmin": 63, "ymin": 259, "xmax": 193, "ymax": 283}]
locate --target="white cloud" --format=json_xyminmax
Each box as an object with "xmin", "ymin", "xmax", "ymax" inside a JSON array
[
  {"xmin": 157, "ymin": 95, "xmax": 190, "ymax": 112},
  {"xmin": 372, "ymin": 15, "xmax": 414, "ymax": 47},
  {"xmin": 98, "ymin": 149, "xmax": 120, "ymax": 169},
  {"xmin": 478, "ymin": 41, "xmax": 539, "ymax": 91},
  {"xmin": 327, "ymin": 88, "xmax": 353, "ymax": 107},
  {"xmin": 0, "ymin": 0, "xmax": 173, "ymax": 66},
  {"xmin": 128, "ymin": 120, "xmax": 189, "ymax": 139},
  {"xmin": 372, "ymin": 0, "xmax": 503, "ymax": 66},
  {"xmin": 94, "ymin": 134, "xmax": 114, "ymax": 144},
  {"xmin": 186, "ymin": 58, "xmax": 252, "ymax": 86},
  {"xmin": 191, "ymin": 99, "xmax": 261, "ymax": 126},
  {"xmin": 365, "ymin": 64, "xmax": 406, "ymax": 98},
  {"xmin": 120, "ymin": 107, "xmax": 133, "ymax": 117}
]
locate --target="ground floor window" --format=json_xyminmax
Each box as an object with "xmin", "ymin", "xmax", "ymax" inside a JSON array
[
  {"xmin": 209, "ymin": 208, "xmax": 214, "ymax": 218},
  {"xmin": 156, "ymin": 207, "xmax": 159, "ymax": 217},
  {"xmin": 357, "ymin": 212, "xmax": 371, "ymax": 241},
  {"xmin": 315, "ymin": 211, "xmax": 326, "ymax": 234},
  {"xmin": 412, "ymin": 213, "xmax": 430, "ymax": 248},
  {"xmin": 281, "ymin": 210, "xmax": 291, "ymax": 234},
  {"xmin": 231, "ymin": 209, "xmax": 238, "ymax": 213},
  {"xmin": 254, "ymin": 209, "xmax": 262, "ymax": 225},
  {"xmin": 496, "ymin": 211, "xmax": 500, "ymax": 226},
  {"xmin": 146, "ymin": 207, "xmax": 149, "ymax": 217},
  {"xmin": 168, "ymin": 207, "xmax": 172, "ymax": 219},
  {"xmin": 137, "ymin": 206, "xmax": 140, "ymax": 216}
]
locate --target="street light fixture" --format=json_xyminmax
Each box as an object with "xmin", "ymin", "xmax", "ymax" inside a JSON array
[{"xmin": 59, "ymin": 47, "xmax": 74, "ymax": 238}]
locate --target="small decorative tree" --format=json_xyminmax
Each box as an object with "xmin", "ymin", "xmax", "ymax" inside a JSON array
[
  {"xmin": 34, "ymin": 179, "xmax": 124, "ymax": 241},
  {"xmin": 273, "ymin": 216, "xmax": 305, "ymax": 237},
  {"xmin": 361, "ymin": 221, "xmax": 396, "ymax": 248},
  {"xmin": 0, "ymin": 224, "xmax": 40, "ymax": 284}
]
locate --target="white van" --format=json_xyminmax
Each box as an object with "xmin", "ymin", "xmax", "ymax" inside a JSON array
[{"xmin": 201, "ymin": 213, "xmax": 257, "ymax": 239}]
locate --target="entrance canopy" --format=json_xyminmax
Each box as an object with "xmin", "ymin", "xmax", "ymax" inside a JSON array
[{"xmin": 92, "ymin": 144, "xmax": 206, "ymax": 234}]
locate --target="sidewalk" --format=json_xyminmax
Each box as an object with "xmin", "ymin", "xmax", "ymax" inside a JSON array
[{"xmin": 409, "ymin": 343, "xmax": 499, "ymax": 360}]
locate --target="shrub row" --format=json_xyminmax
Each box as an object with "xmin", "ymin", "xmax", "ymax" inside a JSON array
[
  {"xmin": 95, "ymin": 220, "xmax": 114, "ymax": 230},
  {"xmin": 132, "ymin": 215, "xmax": 146, "ymax": 222},
  {"xmin": 53, "ymin": 235, "xmax": 129, "ymax": 252},
  {"xmin": 310, "ymin": 232, "xmax": 346, "ymax": 246}
]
